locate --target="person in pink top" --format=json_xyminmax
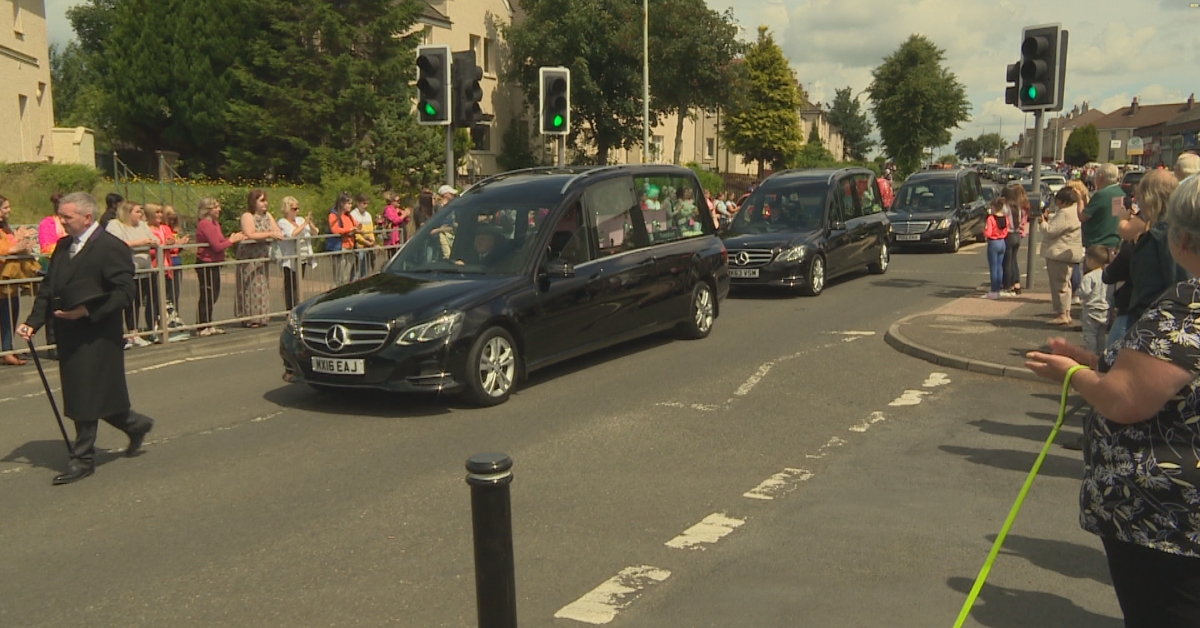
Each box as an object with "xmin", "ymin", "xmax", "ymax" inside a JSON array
[
  {"xmin": 380, "ymin": 193, "xmax": 409, "ymax": 249},
  {"xmin": 38, "ymin": 193, "xmax": 67, "ymax": 256},
  {"xmin": 194, "ymin": 197, "xmax": 246, "ymax": 336}
]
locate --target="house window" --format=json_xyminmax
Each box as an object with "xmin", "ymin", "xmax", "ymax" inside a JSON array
[
  {"xmin": 470, "ymin": 35, "xmax": 481, "ymax": 59},
  {"xmin": 13, "ymin": 0, "xmax": 23, "ymax": 35},
  {"xmin": 705, "ymin": 138, "xmax": 715, "ymax": 160},
  {"xmin": 651, "ymin": 135, "xmax": 664, "ymax": 162},
  {"xmin": 483, "ymin": 38, "xmax": 496, "ymax": 74},
  {"xmin": 471, "ymin": 124, "xmax": 492, "ymax": 152}
]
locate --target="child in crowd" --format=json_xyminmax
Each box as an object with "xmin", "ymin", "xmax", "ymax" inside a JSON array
[
  {"xmin": 981, "ymin": 197, "xmax": 1009, "ymax": 299},
  {"xmin": 1078, "ymin": 244, "xmax": 1112, "ymax": 355}
]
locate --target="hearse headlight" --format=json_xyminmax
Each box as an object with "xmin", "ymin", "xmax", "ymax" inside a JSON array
[
  {"xmin": 286, "ymin": 310, "xmax": 300, "ymax": 334},
  {"xmin": 935, "ymin": 218, "xmax": 952, "ymax": 230},
  {"xmin": 396, "ymin": 311, "xmax": 465, "ymax": 346},
  {"xmin": 779, "ymin": 245, "xmax": 809, "ymax": 263}
]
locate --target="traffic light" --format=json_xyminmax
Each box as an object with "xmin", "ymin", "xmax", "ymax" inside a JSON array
[
  {"xmin": 539, "ymin": 67, "xmax": 570, "ymax": 135},
  {"xmin": 416, "ymin": 45, "xmax": 450, "ymax": 125},
  {"xmin": 453, "ymin": 50, "xmax": 484, "ymax": 129},
  {"xmin": 1004, "ymin": 61, "xmax": 1020, "ymax": 107},
  {"xmin": 1017, "ymin": 24, "xmax": 1066, "ymax": 111}
]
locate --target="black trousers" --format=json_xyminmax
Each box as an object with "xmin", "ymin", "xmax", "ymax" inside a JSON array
[
  {"xmin": 1002, "ymin": 238, "xmax": 1021, "ymax": 289},
  {"xmin": 70, "ymin": 410, "xmax": 154, "ymax": 466},
  {"xmin": 1103, "ymin": 537, "xmax": 1200, "ymax": 627},
  {"xmin": 196, "ymin": 266, "xmax": 221, "ymax": 325},
  {"xmin": 283, "ymin": 265, "xmax": 304, "ymax": 311}
]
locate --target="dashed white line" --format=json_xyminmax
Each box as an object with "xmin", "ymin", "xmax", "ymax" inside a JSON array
[
  {"xmin": 743, "ymin": 468, "xmax": 813, "ymax": 500},
  {"xmin": 923, "ymin": 372, "xmax": 952, "ymax": 388},
  {"xmin": 849, "ymin": 411, "xmax": 887, "ymax": 433},
  {"xmin": 554, "ymin": 565, "xmax": 672, "ymax": 625},
  {"xmin": 734, "ymin": 363, "xmax": 774, "ymax": 397},
  {"xmin": 665, "ymin": 513, "xmax": 746, "ymax": 550},
  {"xmin": 889, "ymin": 390, "xmax": 930, "ymax": 406},
  {"xmin": 126, "ymin": 348, "xmax": 267, "ymax": 374}
]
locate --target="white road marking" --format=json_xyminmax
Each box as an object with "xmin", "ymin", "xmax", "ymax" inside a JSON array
[
  {"xmin": 849, "ymin": 411, "xmax": 887, "ymax": 433},
  {"xmin": 0, "ymin": 467, "xmax": 24, "ymax": 475},
  {"xmin": 127, "ymin": 348, "xmax": 266, "ymax": 374},
  {"xmin": 743, "ymin": 468, "xmax": 813, "ymax": 500},
  {"xmin": 889, "ymin": 390, "xmax": 930, "ymax": 406},
  {"xmin": 665, "ymin": 512, "xmax": 746, "ymax": 550},
  {"xmin": 922, "ymin": 372, "xmax": 952, "ymax": 388},
  {"xmin": 734, "ymin": 363, "xmax": 774, "ymax": 396},
  {"xmin": 554, "ymin": 566, "xmax": 672, "ymax": 625},
  {"xmin": 833, "ymin": 330, "xmax": 876, "ymax": 343}
]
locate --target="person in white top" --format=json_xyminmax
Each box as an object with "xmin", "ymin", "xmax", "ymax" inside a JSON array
[
  {"xmin": 349, "ymin": 192, "xmax": 377, "ymax": 280},
  {"xmin": 277, "ymin": 196, "xmax": 315, "ymax": 310}
]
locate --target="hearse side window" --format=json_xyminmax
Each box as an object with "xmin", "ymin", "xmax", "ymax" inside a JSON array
[
  {"xmin": 959, "ymin": 176, "xmax": 977, "ymax": 204},
  {"xmin": 584, "ymin": 177, "xmax": 647, "ymax": 257},
  {"xmin": 839, "ymin": 177, "xmax": 863, "ymax": 220},
  {"xmin": 855, "ymin": 174, "xmax": 883, "ymax": 215},
  {"xmin": 635, "ymin": 175, "xmax": 709, "ymax": 244},
  {"xmin": 546, "ymin": 202, "xmax": 594, "ymax": 266}
]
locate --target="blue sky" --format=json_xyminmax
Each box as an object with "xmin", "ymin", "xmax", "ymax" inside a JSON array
[{"xmin": 47, "ymin": 0, "xmax": 1200, "ymax": 150}]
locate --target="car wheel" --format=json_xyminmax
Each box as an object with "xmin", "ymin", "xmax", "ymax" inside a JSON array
[
  {"xmin": 679, "ymin": 281, "xmax": 716, "ymax": 339},
  {"xmin": 946, "ymin": 225, "xmax": 961, "ymax": 253},
  {"xmin": 869, "ymin": 241, "xmax": 889, "ymax": 274},
  {"xmin": 800, "ymin": 255, "xmax": 825, "ymax": 296},
  {"xmin": 462, "ymin": 327, "xmax": 519, "ymax": 407}
]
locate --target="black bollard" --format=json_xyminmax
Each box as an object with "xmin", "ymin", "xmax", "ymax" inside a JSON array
[{"xmin": 466, "ymin": 452, "xmax": 517, "ymax": 628}]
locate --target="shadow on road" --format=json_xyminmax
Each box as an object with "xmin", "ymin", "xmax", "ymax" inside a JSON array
[
  {"xmin": 988, "ymin": 534, "xmax": 1113, "ymax": 585},
  {"xmin": 726, "ymin": 271, "xmax": 864, "ymax": 300},
  {"xmin": 968, "ymin": 419, "xmax": 1063, "ymax": 444},
  {"xmin": 2, "ymin": 439, "xmax": 123, "ymax": 474},
  {"xmin": 939, "ymin": 445, "xmax": 1082, "ymax": 480},
  {"xmin": 946, "ymin": 577, "xmax": 1121, "ymax": 628}
]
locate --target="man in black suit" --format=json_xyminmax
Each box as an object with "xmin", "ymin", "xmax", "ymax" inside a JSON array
[{"xmin": 17, "ymin": 192, "xmax": 154, "ymax": 486}]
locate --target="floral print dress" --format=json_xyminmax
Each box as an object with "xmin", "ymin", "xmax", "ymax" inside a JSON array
[
  {"xmin": 1082, "ymin": 279, "xmax": 1200, "ymax": 557},
  {"xmin": 234, "ymin": 213, "xmax": 272, "ymax": 326}
]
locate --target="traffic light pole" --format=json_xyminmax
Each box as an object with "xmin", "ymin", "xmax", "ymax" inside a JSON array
[
  {"xmin": 1026, "ymin": 109, "xmax": 1044, "ymax": 290},
  {"xmin": 446, "ymin": 125, "xmax": 455, "ymax": 188},
  {"xmin": 557, "ymin": 137, "xmax": 565, "ymax": 168}
]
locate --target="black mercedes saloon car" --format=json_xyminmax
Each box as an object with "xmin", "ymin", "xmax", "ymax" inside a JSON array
[
  {"xmin": 280, "ymin": 165, "xmax": 730, "ymax": 406},
  {"xmin": 887, "ymin": 168, "xmax": 987, "ymax": 252},
  {"xmin": 721, "ymin": 167, "xmax": 890, "ymax": 296}
]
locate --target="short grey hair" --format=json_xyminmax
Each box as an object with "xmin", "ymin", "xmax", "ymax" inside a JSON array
[
  {"xmin": 1097, "ymin": 163, "xmax": 1119, "ymax": 186},
  {"xmin": 1167, "ymin": 176, "xmax": 1200, "ymax": 255},
  {"xmin": 59, "ymin": 192, "xmax": 98, "ymax": 218},
  {"xmin": 1176, "ymin": 153, "xmax": 1200, "ymax": 179}
]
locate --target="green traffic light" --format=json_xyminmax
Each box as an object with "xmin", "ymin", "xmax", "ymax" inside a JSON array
[
  {"xmin": 423, "ymin": 103, "xmax": 437, "ymax": 116},
  {"xmin": 553, "ymin": 115, "xmax": 564, "ymax": 128},
  {"xmin": 1026, "ymin": 86, "xmax": 1037, "ymax": 99}
]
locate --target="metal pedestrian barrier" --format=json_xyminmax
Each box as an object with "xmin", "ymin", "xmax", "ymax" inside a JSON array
[{"xmin": 0, "ymin": 228, "xmax": 406, "ymax": 361}]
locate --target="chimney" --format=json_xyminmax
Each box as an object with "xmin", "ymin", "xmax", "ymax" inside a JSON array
[
  {"xmin": 1082, "ymin": 101, "xmax": 1089, "ymax": 113},
  {"xmin": 1188, "ymin": 94, "xmax": 1196, "ymax": 111},
  {"xmin": 1130, "ymin": 97, "xmax": 1139, "ymax": 116}
]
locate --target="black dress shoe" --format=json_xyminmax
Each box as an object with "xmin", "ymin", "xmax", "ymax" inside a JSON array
[
  {"xmin": 126, "ymin": 428, "xmax": 150, "ymax": 457},
  {"xmin": 52, "ymin": 465, "xmax": 95, "ymax": 486}
]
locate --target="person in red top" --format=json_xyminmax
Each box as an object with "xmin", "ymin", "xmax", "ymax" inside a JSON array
[
  {"xmin": 982, "ymin": 197, "xmax": 1010, "ymax": 299},
  {"xmin": 145, "ymin": 204, "xmax": 190, "ymax": 327},
  {"xmin": 327, "ymin": 192, "xmax": 358, "ymax": 286},
  {"xmin": 194, "ymin": 197, "xmax": 245, "ymax": 335},
  {"xmin": 877, "ymin": 176, "xmax": 894, "ymax": 210}
]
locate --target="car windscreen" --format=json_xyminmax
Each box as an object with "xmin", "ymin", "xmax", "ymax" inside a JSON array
[
  {"xmin": 1123, "ymin": 172, "xmax": 1145, "ymax": 186},
  {"xmin": 892, "ymin": 180, "xmax": 956, "ymax": 211},
  {"xmin": 385, "ymin": 186, "xmax": 560, "ymax": 276},
  {"xmin": 726, "ymin": 182, "xmax": 828, "ymax": 235}
]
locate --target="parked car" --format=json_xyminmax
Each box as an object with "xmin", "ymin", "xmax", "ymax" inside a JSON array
[
  {"xmin": 280, "ymin": 165, "xmax": 730, "ymax": 406},
  {"xmin": 1041, "ymin": 174, "xmax": 1067, "ymax": 193},
  {"xmin": 1120, "ymin": 169, "xmax": 1146, "ymax": 198},
  {"xmin": 721, "ymin": 167, "xmax": 890, "ymax": 296},
  {"xmin": 887, "ymin": 168, "xmax": 988, "ymax": 252},
  {"xmin": 1015, "ymin": 179, "xmax": 1053, "ymax": 213}
]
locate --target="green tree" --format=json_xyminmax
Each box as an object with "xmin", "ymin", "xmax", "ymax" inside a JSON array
[
  {"xmin": 954, "ymin": 137, "xmax": 981, "ymax": 161},
  {"xmin": 1064, "ymin": 123, "xmax": 1099, "ymax": 167},
  {"xmin": 648, "ymin": 0, "xmax": 741, "ymax": 165},
  {"xmin": 794, "ymin": 120, "xmax": 835, "ymax": 168},
  {"xmin": 504, "ymin": 0, "xmax": 645, "ymax": 165},
  {"xmin": 937, "ymin": 153, "xmax": 958, "ymax": 166},
  {"xmin": 975, "ymin": 132, "xmax": 1005, "ymax": 158},
  {"xmin": 722, "ymin": 27, "xmax": 803, "ymax": 177},
  {"xmin": 867, "ymin": 35, "xmax": 970, "ymax": 176},
  {"xmin": 497, "ymin": 116, "xmax": 543, "ymax": 171},
  {"xmin": 825, "ymin": 87, "xmax": 874, "ymax": 161}
]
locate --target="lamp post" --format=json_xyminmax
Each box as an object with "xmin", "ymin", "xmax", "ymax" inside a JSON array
[{"xmin": 642, "ymin": 0, "xmax": 649, "ymax": 163}]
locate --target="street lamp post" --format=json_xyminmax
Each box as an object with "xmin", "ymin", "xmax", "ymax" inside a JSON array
[{"xmin": 642, "ymin": 0, "xmax": 649, "ymax": 163}]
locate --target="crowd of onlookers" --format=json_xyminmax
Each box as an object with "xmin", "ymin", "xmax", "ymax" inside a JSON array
[{"xmin": 0, "ymin": 184, "xmax": 469, "ymax": 363}]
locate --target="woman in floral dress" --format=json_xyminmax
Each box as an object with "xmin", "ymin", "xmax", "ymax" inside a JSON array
[
  {"xmin": 236, "ymin": 189, "xmax": 283, "ymax": 328},
  {"xmin": 1027, "ymin": 176, "xmax": 1200, "ymax": 627}
]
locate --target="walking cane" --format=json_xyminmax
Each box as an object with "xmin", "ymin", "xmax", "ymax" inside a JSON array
[{"xmin": 25, "ymin": 339, "xmax": 74, "ymax": 457}]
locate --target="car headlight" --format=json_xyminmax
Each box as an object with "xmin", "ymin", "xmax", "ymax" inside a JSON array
[
  {"xmin": 396, "ymin": 311, "xmax": 464, "ymax": 346},
  {"xmin": 778, "ymin": 245, "xmax": 809, "ymax": 264},
  {"xmin": 935, "ymin": 218, "xmax": 952, "ymax": 230},
  {"xmin": 286, "ymin": 310, "xmax": 300, "ymax": 334}
]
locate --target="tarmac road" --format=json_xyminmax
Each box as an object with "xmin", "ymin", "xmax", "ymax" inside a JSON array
[{"xmin": 0, "ymin": 243, "xmax": 1121, "ymax": 627}]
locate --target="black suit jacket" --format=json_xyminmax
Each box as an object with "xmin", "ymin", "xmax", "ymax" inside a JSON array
[{"xmin": 26, "ymin": 228, "xmax": 136, "ymax": 421}]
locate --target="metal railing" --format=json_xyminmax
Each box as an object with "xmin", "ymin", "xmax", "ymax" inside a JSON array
[{"xmin": 0, "ymin": 228, "xmax": 408, "ymax": 360}]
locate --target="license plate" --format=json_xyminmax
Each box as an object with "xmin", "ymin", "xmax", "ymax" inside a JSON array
[
  {"xmin": 895, "ymin": 234, "xmax": 921, "ymax": 241},
  {"xmin": 312, "ymin": 357, "xmax": 365, "ymax": 375},
  {"xmin": 729, "ymin": 268, "xmax": 759, "ymax": 278}
]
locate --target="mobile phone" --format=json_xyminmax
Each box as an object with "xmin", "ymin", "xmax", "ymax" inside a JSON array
[{"xmin": 1111, "ymin": 196, "xmax": 1125, "ymax": 217}]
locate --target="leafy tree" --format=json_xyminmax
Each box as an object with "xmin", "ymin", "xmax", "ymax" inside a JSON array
[
  {"xmin": 954, "ymin": 137, "xmax": 981, "ymax": 161},
  {"xmin": 867, "ymin": 35, "xmax": 970, "ymax": 176},
  {"xmin": 825, "ymin": 87, "xmax": 874, "ymax": 161},
  {"xmin": 722, "ymin": 27, "xmax": 803, "ymax": 177},
  {"xmin": 976, "ymin": 132, "xmax": 1005, "ymax": 158},
  {"xmin": 497, "ymin": 116, "xmax": 543, "ymax": 171},
  {"xmin": 504, "ymin": 0, "xmax": 645, "ymax": 164},
  {"xmin": 794, "ymin": 120, "xmax": 835, "ymax": 168},
  {"xmin": 1064, "ymin": 123, "xmax": 1099, "ymax": 167},
  {"xmin": 648, "ymin": 0, "xmax": 741, "ymax": 165},
  {"xmin": 938, "ymin": 153, "xmax": 958, "ymax": 166}
]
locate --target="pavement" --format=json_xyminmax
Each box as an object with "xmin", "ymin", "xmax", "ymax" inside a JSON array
[{"xmin": 886, "ymin": 276, "xmax": 1085, "ymax": 384}]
